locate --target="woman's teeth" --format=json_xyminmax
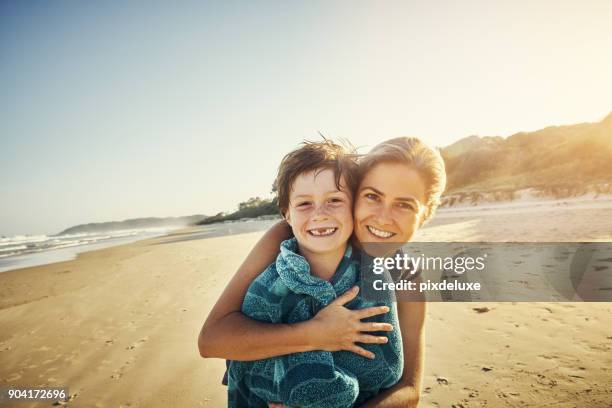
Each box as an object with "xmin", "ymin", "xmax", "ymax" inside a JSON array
[
  {"xmin": 367, "ymin": 225, "xmax": 395, "ymax": 238},
  {"xmin": 308, "ymin": 227, "xmax": 337, "ymax": 236}
]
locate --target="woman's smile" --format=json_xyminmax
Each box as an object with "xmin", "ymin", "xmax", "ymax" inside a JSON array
[{"xmin": 365, "ymin": 225, "xmax": 396, "ymax": 239}]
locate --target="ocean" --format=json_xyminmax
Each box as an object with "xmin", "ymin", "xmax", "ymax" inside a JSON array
[{"xmin": 0, "ymin": 228, "xmax": 173, "ymax": 273}]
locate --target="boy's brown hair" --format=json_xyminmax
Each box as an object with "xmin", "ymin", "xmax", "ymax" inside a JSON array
[{"xmin": 274, "ymin": 139, "xmax": 359, "ymax": 217}]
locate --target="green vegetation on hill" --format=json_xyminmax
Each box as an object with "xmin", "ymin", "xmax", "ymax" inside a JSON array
[{"xmin": 197, "ymin": 197, "xmax": 279, "ymax": 225}]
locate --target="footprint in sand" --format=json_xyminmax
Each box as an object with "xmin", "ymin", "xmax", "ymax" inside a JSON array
[
  {"xmin": 462, "ymin": 387, "xmax": 479, "ymax": 398},
  {"xmin": 126, "ymin": 337, "xmax": 148, "ymax": 350},
  {"xmin": 52, "ymin": 392, "xmax": 77, "ymax": 406},
  {"xmin": 5, "ymin": 373, "xmax": 22, "ymax": 382},
  {"xmin": 436, "ymin": 377, "xmax": 449, "ymax": 385},
  {"xmin": 111, "ymin": 356, "xmax": 137, "ymax": 379},
  {"xmin": 537, "ymin": 353, "xmax": 558, "ymax": 360}
]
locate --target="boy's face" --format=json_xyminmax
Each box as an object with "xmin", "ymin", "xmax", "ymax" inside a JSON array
[{"xmin": 285, "ymin": 168, "xmax": 353, "ymax": 256}]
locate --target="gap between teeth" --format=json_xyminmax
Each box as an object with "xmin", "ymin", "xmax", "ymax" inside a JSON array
[{"xmin": 310, "ymin": 228, "xmax": 336, "ymax": 236}]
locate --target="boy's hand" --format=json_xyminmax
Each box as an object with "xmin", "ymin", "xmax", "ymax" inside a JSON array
[{"xmin": 306, "ymin": 286, "xmax": 393, "ymax": 359}]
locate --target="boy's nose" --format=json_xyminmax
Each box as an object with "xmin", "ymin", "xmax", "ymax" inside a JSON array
[{"xmin": 312, "ymin": 204, "xmax": 330, "ymax": 221}]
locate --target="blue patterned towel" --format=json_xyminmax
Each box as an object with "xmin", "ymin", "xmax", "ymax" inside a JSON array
[{"xmin": 227, "ymin": 238, "xmax": 403, "ymax": 407}]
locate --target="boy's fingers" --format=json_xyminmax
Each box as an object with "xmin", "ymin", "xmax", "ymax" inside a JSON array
[
  {"xmin": 360, "ymin": 322, "xmax": 394, "ymax": 332},
  {"xmin": 331, "ymin": 286, "xmax": 359, "ymax": 306},
  {"xmin": 356, "ymin": 306, "xmax": 390, "ymax": 319},
  {"xmin": 348, "ymin": 345, "xmax": 375, "ymax": 359}
]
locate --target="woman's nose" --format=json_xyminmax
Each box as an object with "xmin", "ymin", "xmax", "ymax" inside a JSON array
[{"xmin": 376, "ymin": 204, "xmax": 393, "ymax": 225}]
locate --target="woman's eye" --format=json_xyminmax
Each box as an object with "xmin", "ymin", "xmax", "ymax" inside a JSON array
[
  {"xmin": 365, "ymin": 193, "xmax": 379, "ymax": 201},
  {"xmin": 397, "ymin": 202, "xmax": 416, "ymax": 211}
]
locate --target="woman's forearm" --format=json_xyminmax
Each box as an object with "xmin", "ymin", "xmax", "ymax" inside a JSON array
[
  {"xmin": 198, "ymin": 311, "xmax": 318, "ymax": 360},
  {"xmin": 198, "ymin": 220, "xmax": 295, "ymax": 359},
  {"xmin": 197, "ymin": 287, "xmax": 391, "ymax": 360}
]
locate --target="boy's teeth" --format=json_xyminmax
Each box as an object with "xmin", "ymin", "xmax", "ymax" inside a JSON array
[
  {"xmin": 367, "ymin": 225, "xmax": 395, "ymax": 238},
  {"xmin": 309, "ymin": 228, "xmax": 336, "ymax": 236}
]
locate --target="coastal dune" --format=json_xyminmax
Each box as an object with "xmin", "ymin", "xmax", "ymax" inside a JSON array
[{"xmin": 1, "ymin": 204, "xmax": 611, "ymax": 407}]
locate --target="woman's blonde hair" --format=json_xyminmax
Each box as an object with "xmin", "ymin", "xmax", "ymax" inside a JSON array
[{"xmin": 359, "ymin": 137, "xmax": 447, "ymax": 224}]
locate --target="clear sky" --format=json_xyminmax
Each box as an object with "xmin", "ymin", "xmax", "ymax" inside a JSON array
[{"xmin": 1, "ymin": 0, "xmax": 611, "ymax": 236}]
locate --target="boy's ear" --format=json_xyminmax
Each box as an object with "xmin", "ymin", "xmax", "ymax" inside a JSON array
[{"xmin": 284, "ymin": 211, "xmax": 292, "ymax": 226}]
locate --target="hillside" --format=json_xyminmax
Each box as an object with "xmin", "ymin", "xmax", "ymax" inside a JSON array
[
  {"xmin": 441, "ymin": 112, "xmax": 612, "ymax": 193},
  {"xmin": 59, "ymin": 215, "xmax": 207, "ymax": 235},
  {"xmin": 197, "ymin": 112, "xmax": 612, "ymax": 222}
]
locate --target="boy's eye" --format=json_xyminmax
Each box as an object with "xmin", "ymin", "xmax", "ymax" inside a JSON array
[
  {"xmin": 296, "ymin": 201, "xmax": 311, "ymax": 207},
  {"xmin": 329, "ymin": 197, "xmax": 344, "ymax": 203}
]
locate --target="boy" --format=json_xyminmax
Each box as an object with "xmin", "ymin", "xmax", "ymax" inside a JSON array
[{"xmin": 227, "ymin": 140, "xmax": 402, "ymax": 408}]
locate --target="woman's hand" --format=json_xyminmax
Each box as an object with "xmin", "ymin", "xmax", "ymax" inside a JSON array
[{"xmin": 306, "ymin": 286, "xmax": 393, "ymax": 359}]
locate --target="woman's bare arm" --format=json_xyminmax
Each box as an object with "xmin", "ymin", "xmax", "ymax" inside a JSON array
[
  {"xmin": 198, "ymin": 221, "xmax": 393, "ymax": 361},
  {"xmin": 360, "ymin": 299, "xmax": 426, "ymax": 408},
  {"xmin": 198, "ymin": 221, "xmax": 304, "ymax": 360}
]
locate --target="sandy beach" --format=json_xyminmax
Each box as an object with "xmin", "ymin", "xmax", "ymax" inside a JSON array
[{"xmin": 1, "ymin": 204, "xmax": 611, "ymax": 407}]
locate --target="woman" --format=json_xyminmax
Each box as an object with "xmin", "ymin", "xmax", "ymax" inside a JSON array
[{"xmin": 199, "ymin": 137, "xmax": 446, "ymax": 407}]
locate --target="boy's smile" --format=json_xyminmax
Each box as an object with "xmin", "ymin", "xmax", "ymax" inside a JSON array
[{"xmin": 307, "ymin": 227, "xmax": 337, "ymax": 236}]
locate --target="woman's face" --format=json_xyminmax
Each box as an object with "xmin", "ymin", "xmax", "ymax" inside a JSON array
[{"xmin": 354, "ymin": 162, "xmax": 427, "ymax": 245}]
